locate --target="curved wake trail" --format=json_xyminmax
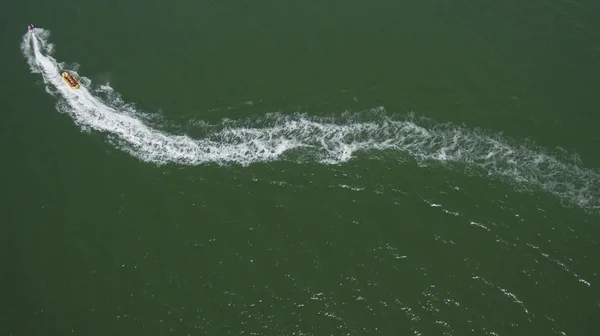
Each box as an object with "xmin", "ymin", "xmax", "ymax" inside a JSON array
[{"xmin": 21, "ymin": 29, "xmax": 600, "ymax": 214}]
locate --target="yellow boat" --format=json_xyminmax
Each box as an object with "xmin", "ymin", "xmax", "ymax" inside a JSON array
[{"xmin": 62, "ymin": 72, "xmax": 80, "ymax": 89}]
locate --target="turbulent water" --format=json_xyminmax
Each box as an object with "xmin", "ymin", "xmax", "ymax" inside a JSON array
[{"xmin": 21, "ymin": 29, "xmax": 600, "ymax": 216}]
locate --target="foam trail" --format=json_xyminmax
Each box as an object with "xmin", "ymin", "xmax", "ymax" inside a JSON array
[{"xmin": 21, "ymin": 30, "xmax": 600, "ymax": 214}]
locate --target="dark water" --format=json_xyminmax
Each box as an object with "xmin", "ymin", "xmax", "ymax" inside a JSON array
[{"xmin": 2, "ymin": 0, "xmax": 600, "ymax": 335}]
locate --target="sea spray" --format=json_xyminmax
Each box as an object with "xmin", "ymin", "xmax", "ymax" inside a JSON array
[{"xmin": 22, "ymin": 29, "xmax": 600, "ymax": 214}]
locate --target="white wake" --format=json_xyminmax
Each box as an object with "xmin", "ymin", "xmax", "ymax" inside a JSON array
[{"xmin": 21, "ymin": 29, "xmax": 600, "ymax": 214}]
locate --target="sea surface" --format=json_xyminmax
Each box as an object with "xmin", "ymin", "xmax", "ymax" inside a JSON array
[{"xmin": 2, "ymin": 0, "xmax": 600, "ymax": 335}]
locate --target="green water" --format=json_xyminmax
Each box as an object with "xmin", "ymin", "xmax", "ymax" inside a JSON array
[{"xmin": 2, "ymin": 0, "xmax": 600, "ymax": 335}]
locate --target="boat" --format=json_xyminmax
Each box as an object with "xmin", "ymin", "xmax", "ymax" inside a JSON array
[
  {"xmin": 28, "ymin": 24, "xmax": 35, "ymax": 32},
  {"xmin": 62, "ymin": 72, "xmax": 80, "ymax": 89}
]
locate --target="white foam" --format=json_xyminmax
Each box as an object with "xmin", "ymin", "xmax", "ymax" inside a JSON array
[{"xmin": 22, "ymin": 30, "xmax": 600, "ymax": 215}]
